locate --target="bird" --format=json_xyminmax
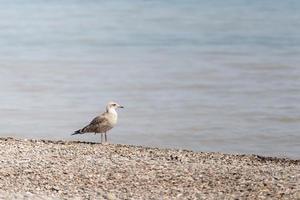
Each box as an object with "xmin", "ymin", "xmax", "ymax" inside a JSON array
[{"xmin": 72, "ymin": 101, "xmax": 124, "ymax": 144}]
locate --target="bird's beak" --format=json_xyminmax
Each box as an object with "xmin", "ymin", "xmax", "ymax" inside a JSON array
[{"xmin": 118, "ymin": 105, "xmax": 124, "ymax": 108}]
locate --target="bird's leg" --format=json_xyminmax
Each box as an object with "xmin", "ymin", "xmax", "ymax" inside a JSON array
[
  {"xmin": 101, "ymin": 133, "xmax": 103, "ymax": 144},
  {"xmin": 105, "ymin": 132, "xmax": 107, "ymax": 143}
]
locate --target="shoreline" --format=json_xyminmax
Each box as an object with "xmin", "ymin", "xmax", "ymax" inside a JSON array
[
  {"xmin": 0, "ymin": 137, "xmax": 299, "ymax": 199},
  {"xmin": 2, "ymin": 137, "xmax": 299, "ymax": 162}
]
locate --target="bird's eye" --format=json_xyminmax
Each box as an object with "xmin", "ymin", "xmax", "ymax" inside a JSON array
[{"xmin": 112, "ymin": 104, "xmax": 116, "ymax": 106}]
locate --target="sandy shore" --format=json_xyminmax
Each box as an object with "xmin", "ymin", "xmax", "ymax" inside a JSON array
[{"xmin": 0, "ymin": 137, "xmax": 299, "ymax": 199}]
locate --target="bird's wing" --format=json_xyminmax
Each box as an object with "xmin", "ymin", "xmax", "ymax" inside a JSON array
[
  {"xmin": 78, "ymin": 113, "xmax": 109, "ymax": 133},
  {"xmin": 72, "ymin": 112, "xmax": 112, "ymax": 135},
  {"xmin": 89, "ymin": 114, "xmax": 109, "ymax": 126}
]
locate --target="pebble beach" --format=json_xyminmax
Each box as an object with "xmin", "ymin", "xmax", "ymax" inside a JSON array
[{"xmin": 0, "ymin": 137, "xmax": 299, "ymax": 199}]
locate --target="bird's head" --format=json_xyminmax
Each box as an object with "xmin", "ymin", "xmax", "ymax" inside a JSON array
[{"xmin": 106, "ymin": 101, "xmax": 124, "ymax": 112}]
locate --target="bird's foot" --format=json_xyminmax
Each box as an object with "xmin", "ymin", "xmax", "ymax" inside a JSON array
[{"xmin": 101, "ymin": 142, "xmax": 109, "ymax": 145}]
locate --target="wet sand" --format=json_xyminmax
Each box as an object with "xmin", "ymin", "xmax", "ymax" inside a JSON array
[{"xmin": 0, "ymin": 137, "xmax": 299, "ymax": 199}]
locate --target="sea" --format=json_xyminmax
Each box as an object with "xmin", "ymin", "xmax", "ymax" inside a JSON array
[{"xmin": 0, "ymin": 0, "xmax": 299, "ymax": 158}]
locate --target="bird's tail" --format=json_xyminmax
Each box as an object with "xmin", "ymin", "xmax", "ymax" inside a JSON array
[{"xmin": 71, "ymin": 128, "xmax": 84, "ymax": 135}]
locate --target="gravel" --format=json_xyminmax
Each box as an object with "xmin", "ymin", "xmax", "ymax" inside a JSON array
[{"xmin": 0, "ymin": 137, "xmax": 299, "ymax": 199}]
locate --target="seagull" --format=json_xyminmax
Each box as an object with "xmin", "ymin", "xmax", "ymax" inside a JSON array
[{"xmin": 72, "ymin": 101, "xmax": 124, "ymax": 144}]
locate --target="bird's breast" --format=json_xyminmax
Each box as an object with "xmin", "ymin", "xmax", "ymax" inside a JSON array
[{"xmin": 108, "ymin": 113, "xmax": 118, "ymax": 126}]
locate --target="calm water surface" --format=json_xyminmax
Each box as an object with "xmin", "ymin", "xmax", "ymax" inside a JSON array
[{"xmin": 0, "ymin": 0, "xmax": 299, "ymax": 158}]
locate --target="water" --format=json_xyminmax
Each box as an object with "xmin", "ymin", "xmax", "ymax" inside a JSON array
[{"xmin": 0, "ymin": 0, "xmax": 299, "ymax": 159}]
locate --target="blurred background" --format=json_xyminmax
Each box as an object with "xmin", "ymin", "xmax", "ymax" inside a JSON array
[{"xmin": 0, "ymin": 0, "xmax": 299, "ymax": 158}]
